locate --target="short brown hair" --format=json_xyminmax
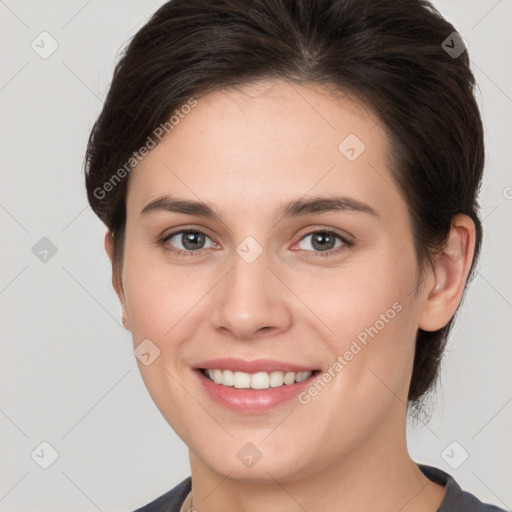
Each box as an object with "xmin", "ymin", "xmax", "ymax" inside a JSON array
[{"xmin": 84, "ymin": 0, "xmax": 485, "ymax": 407}]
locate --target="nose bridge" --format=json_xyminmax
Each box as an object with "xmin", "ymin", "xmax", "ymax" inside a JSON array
[{"xmin": 211, "ymin": 236, "xmax": 291, "ymax": 338}]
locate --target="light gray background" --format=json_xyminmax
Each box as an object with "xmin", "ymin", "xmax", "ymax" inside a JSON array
[{"xmin": 1, "ymin": 1, "xmax": 511, "ymax": 510}]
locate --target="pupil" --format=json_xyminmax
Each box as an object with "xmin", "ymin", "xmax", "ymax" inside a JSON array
[
  {"xmin": 313, "ymin": 232, "xmax": 334, "ymax": 251},
  {"xmin": 183, "ymin": 232, "xmax": 204, "ymax": 250}
]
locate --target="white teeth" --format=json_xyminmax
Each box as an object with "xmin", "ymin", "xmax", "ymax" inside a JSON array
[
  {"xmin": 250, "ymin": 372, "xmax": 269, "ymax": 389},
  {"xmin": 269, "ymin": 371, "xmax": 284, "ymax": 388},
  {"xmin": 203, "ymin": 369, "xmax": 313, "ymax": 389},
  {"xmin": 234, "ymin": 371, "xmax": 251, "ymax": 389},
  {"xmin": 295, "ymin": 371, "xmax": 311, "ymax": 383}
]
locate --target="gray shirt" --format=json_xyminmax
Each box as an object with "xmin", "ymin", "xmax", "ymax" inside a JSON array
[{"xmin": 132, "ymin": 464, "xmax": 508, "ymax": 511}]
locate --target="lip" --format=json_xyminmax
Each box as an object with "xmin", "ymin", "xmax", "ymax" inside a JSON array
[
  {"xmin": 193, "ymin": 357, "xmax": 318, "ymax": 373},
  {"xmin": 194, "ymin": 369, "xmax": 320, "ymax": 413}
]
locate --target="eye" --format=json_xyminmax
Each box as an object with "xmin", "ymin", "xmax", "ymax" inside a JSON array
[
  {"xmin": 294, "ymin": 228, "xmax": 353, "ymax": 258},
  {"xmin": 159, "ymin": 227, "xmax": 353, "ymax": 258},
  {"xmin": 160, "ymin": 230, "xmax": 216, "ymax": 256}
]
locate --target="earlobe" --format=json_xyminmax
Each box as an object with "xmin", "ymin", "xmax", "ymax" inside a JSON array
[
  {"xmin": 104, "ymin": 229, "xmax": 131, "ymax": 331},
  {"xmin": 418, "ymin": 215, "xmax": 476, "ymax": 332}
]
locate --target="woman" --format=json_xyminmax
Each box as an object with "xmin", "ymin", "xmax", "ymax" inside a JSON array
[{"xmin": 84, "ymin": 0, "xmax": 506, "ymax": 510}]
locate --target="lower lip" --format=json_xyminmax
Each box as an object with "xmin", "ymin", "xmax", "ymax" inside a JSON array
[{"xmin": 194, "ymin": 369, "xmax": 319, "ymax": 413}]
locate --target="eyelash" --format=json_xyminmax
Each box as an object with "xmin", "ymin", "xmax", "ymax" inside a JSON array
[{"xmin": 159, "ymin": 227, "xmax": 354, "ymax": 259}]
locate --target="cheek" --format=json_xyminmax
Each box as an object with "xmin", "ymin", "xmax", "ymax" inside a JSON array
[
  {"xmin": 121, "ymin": 250, "xmax": 208, "ymax": 341},
  {"xmin": 307, "ymin": 248, "xmax": 420, "ymax": 401},
  {"xmin": 302, "ymin": 249, "xmax": 417, "ymax": 346}
]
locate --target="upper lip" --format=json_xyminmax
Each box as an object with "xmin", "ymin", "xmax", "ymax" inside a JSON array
[{"xmin": 193, "ymin": 358, "xmax": 318, "ymax": 373}]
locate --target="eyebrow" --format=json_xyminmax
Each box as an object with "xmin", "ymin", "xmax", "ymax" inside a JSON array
[{"xmin": 140, "ymin": 194, "xmax": 379, "ymax": 220}]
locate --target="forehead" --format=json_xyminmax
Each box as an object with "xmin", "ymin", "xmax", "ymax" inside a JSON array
[{"xmin": 126, "ymin": 79, "xmax": 401, "ymax": 222}]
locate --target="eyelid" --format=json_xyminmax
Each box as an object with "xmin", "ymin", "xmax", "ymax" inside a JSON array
[
  {"xmin": 159, "ymin": 228, "xmax": 217, "ymax": 255},
  {"xmin": 296, "ymin": 226, "xmax": 354, "ymax": 244},
  {"xmin": 292, "ymin": 227, "xmax": 354, "ymax": 257}
]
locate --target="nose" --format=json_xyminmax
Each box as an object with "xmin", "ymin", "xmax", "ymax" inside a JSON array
[{"xmin": 210, "ymin": 249, "xmax": 293, "ymax": 340}]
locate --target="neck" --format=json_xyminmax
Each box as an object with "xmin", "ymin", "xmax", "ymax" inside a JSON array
[{"xmin": 186, "ymin": 405, "xmax": 445, "ymax": 512}]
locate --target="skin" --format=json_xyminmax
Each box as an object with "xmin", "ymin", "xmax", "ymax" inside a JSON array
[{"xmin": 105, "ymin": 79, "xmax": 475, "ymax": 512}]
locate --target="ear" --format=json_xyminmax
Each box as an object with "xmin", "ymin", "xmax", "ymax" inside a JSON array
[
  {"xmin": 418, "ymin": 214, "xmax": 477, "ymax": 332},
  {"xmin": 104, "ymin": 229, "xmax": 131, "ymax": 331}
]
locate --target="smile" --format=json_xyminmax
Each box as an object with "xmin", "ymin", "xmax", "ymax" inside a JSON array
[{"xmin": 201, "ymin": 368, "xmax": 316, "ymax": 389}]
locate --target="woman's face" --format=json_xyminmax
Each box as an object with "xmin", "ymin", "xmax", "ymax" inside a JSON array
[{"xmin": 114, "ymin": 80, "xmax": 434, "ymax": 481}]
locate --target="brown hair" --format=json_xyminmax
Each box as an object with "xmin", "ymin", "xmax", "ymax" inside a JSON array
[{"xmin": 84, "ymin": 0, "xmax": 484, "ymax": 407}]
